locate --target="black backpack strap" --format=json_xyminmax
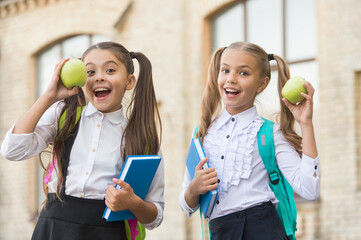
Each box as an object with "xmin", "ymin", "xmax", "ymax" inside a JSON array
[{"xmin": 59, "ymin": 120, "xmax": 80, "ymax": 195}]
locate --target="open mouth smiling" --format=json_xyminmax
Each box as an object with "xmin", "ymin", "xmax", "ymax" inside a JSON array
[
  {"xmin": 225, "ymin": 88, "xmax": 240, "ymax": 96},
  {"xmin": 94, "ymin": 87, "xmax": 111, "ymax": 98}
]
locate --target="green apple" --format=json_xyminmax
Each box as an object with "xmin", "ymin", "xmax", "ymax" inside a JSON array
[
  {"xmin": 60, "ymin": 59, "xmax": 87, "ymax": 89},
  {"xmin": 281, "ymin": 76, "xmax": 308, "ymax": 104}
]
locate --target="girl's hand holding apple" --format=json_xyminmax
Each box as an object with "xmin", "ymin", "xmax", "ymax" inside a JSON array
[
  {"xmin": 44, "ymin": 58, "xmax": 83, "ymax": 103},
  {"xmin": 281, "ymin": 76, "xmax": 308, "ymax": 104},
  {"xmin": 282, "ymin": 77, "xmax": 315, "ymax": 126}
]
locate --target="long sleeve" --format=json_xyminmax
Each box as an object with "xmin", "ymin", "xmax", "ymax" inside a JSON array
[
  {"xmin": 179, "ymin": 169, "xmax": 199, "ymax": 217},
  {"xmin": 274, "ymin": 124, "xmax": 321, "ymax": 200}
]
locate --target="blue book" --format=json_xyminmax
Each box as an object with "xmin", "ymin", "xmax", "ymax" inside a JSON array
[
  {"xmin": 103, "ymin": 155, "xmax": 161, "ymax": 222},
  {"xmin": 186, "ymin": 137, "xmax": 218, "ymax": 218}
]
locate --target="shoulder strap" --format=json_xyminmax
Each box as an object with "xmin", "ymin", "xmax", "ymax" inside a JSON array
[
  {"xmin": 257, "ymin": 118, "xmax": 279, "ymax": 184},
  {"xmin": 58, "ymin": 106, "xmax": 85, "ymax": 131},
  {"xmin": 192, "ymin": 125, "xmax": 200, "ymax": 139},
  {"xmin": 257, "ymin": 118, "xmax": 297, "ymax": 240}
]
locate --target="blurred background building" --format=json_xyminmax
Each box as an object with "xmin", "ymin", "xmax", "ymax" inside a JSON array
[{"xmin": 0, "ymin": 0, "xmax": 360, "ymax": 239}]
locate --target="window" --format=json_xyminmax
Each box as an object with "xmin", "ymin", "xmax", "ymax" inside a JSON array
[
  {"xmin": 37, "ymin": 35, "xmax": 110, "ymax": 96},
  {"xmin": 35, "ymin": 34, "xmax": 110, "ymax": 208},
  {"xmin": 211, "ymin": 3, "xmax": 244, "ymax": 51},
  {"xmin": 208, "ymin": 0, "xmax": 318, "ymax": 118}
]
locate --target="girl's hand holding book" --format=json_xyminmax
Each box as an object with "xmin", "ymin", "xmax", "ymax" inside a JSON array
[
  {"xmin": 105, "ymin": 179, "xmax": 141, "ymax": 212},
  {"xmin": 188, "ymin": 158, "xmax": 218, "ymax": 197}
]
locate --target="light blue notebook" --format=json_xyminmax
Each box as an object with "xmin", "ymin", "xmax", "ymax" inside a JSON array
[{"xmin": 186, "ymin": 138, "xmax": 218, "ymax": 218}]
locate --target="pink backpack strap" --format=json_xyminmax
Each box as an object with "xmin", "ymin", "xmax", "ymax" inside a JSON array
[
  {"xmin": 44, "ymin": 149, "xmax": 56, "ymax": 184},
  {"xmin": 128, "ymin": 218, "xmax": 139, "ymax": 240}
]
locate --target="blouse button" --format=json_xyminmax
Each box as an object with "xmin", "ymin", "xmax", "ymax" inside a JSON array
[
  {"xmin": 226, "ymin": 135, "xmax": 230, "ymax": 139},
  {"xmin": 97, "ymin": 124, "xmax": 100, "ymax": 127},
  {"xmin": 92, "ymin": 148, "xmax": 96, "ymax": 152},
  {"xmin": 85, "ymin": 172, "xmax": 89, "ymax": 175},
  {"xmin": 98, "ymin": 113, "xmax": 102, "ymax": 117},
  {"xmin": 221, "ymin": 155, "xmax": 224, "ymax": 160},
  {"xmin": 216, "ymin": 200, "xmax": 220, "ymax": 204},
  {"xmin": 314, "ymin": 165, "xmax": 318, "ymax": 170},
  {"xmin": 232, "ymin": 118, "xmax": 235, "ymax": 122}
]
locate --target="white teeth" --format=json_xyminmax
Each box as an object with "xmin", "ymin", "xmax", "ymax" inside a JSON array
[
  {"xmin": 94, "ymin": 88, "xmax": 109, "ymax": 92},
  {"xmin": 225, "ymin": 88, "xmax": 239, "ymax": 93}
]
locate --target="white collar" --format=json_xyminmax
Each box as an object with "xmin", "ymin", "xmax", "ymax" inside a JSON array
[
  {"xmin": 84, "ymin": 102, "xmax": 125, "ymax": 124},
  {"xmin": 215, "ymin": 106, "xmax": 259, "ymax": 130}
]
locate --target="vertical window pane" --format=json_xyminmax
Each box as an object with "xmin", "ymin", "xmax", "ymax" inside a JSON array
[
  {"xmin": 286, "ymin": 0, "xmax": 317, "ymax": 61},
  {"xmin": 91, "ymin": 35, "xmax": 111, "ymax": 45},
  {"xmin": 256, "ymin": 70, "xmax": 280, "ymax": 120},
  {"xmin": 62, "ymin": 35, "xmax": 90, "ymax": 59},
  {"xmin": 247, "ymin": 0, "xmax": 282, "ymax": 56},
  {"xmin": 211, "ymin": 3, "xmax": 244, "ymax": 52},
  {"xmin": 37, "ymin": 44, "xmax": 61, "ymax": 96}
]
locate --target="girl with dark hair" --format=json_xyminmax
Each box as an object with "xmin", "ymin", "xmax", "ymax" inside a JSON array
[
  {"xmin": 1, "ymin": 42, "xmax": 163, "ymax": 240},
  {"xmin": 179, "ymin": 42, "xmax": 320, "ymax": 240}
]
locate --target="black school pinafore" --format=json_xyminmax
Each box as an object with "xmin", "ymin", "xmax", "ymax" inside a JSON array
[{"xmin": 31, "ymin": 122, "xmax": 127, "ymax": 240}]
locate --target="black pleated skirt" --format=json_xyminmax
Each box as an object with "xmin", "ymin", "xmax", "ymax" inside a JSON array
[
  {"xmin": 209, "ymin": 201, "xmax": 289, "ymax": 240},
  {"xmin": 31, "ymin": 193, "xmax": 127, "ymax": 240}
]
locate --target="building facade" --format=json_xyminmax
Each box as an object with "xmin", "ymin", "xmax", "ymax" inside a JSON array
[{"xmin": 0, "ymin": 0, "xmax": 360, "ymax": 239}]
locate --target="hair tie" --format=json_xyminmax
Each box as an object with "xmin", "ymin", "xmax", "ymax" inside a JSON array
[
  {"xmin": 129, "ymin": 51, "xmax": 135, "ymax": 59},
  {"xmin": 268, "ymin": 54, "xmax": 274, "ymax": 61}
]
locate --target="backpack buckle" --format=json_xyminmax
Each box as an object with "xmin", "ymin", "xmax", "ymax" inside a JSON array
[{"xmin": 269, "ymin": 171, "xmax": 280, "ymax": 185}]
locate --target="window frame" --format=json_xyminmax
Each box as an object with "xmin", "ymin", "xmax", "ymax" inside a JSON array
[{"xmin": 203, "ymin": 0, "xmax": 316, "ymax": 81}]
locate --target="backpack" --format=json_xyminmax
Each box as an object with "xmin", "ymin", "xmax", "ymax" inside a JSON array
[
  {"xmin": 257, "ymin": 118, "xmax": 297, "ymax": 240},
  {"xmin": 45, "ymin": 106, "xmax": 146, "ymax": 240},
  {"xmin": 195, "ymin": 118, "xmax": 297, "ymax": 240}
]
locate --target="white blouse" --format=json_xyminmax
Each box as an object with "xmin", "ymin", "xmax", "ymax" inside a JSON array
[
  {"xmin": 1, "ymin": 101, "xmax": 164, "ymax": 229},
  {"xmin": 179, "ymin": 106, "xmax": 320, "ymax": 220}
]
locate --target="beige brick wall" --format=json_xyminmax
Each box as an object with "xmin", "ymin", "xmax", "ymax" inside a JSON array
[{"xmin": 317, "ymin": 0, "xmax": 361, "ymax": 239}]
